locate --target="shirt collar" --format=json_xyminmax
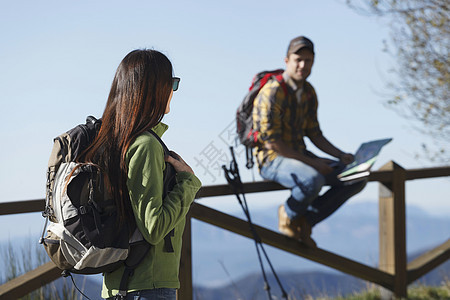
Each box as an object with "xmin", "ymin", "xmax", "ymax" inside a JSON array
[{"xmin": 152, "ymin": 122, "xmax": 169, "ymax": 137}]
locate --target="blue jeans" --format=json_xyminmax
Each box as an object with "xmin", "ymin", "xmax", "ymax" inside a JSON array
[
  {"xmin": 260, "ymin": 155, "xmax": 367, "ymax": 226},
  {"xmin": 108, "ymin": 288, "xmax": 176, "ymax": 300}
]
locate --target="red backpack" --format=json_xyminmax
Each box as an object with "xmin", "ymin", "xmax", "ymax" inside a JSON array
[{"xmin": 236, "ymin": 69, "xmax": 287, "ymax": 168}]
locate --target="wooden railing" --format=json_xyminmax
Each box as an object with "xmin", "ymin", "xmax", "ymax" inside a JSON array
[{"xmin": 0, "ymin": 161, "xmax": 449, "ymax": 300}]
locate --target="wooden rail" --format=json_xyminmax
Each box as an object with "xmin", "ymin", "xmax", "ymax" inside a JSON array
[
  {"xmin": 189, "ymin": 203, "xmax": 395, "ymax": 289},
  {"xmin": 0, "ymin": 162, "xmax": 449, "ymax": 300}
]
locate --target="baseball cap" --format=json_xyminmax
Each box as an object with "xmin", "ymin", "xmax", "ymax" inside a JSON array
[{"xmin": 287, "ymin": 36, "xmax": 314, "ymax": 56}]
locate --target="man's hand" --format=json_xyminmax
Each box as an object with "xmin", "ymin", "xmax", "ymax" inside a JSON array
[{"xmin": 339, "ymin": 153, "xmax": 354, "ymax": 165}]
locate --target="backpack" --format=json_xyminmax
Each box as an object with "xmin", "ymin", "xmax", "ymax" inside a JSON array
[
  {"xmin": 40, "ymin": 116, "xmax": 176, "ymax": 298},
  {"xmin": 236, "ymin": 69, "xmax": 287, "ymax": 168}
]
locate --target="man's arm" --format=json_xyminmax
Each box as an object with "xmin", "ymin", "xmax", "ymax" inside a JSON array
[
  {"xmin": 266, "ymin": 139, "xmax": 334, "ymax": 175},
  {"xmin": 309, "ymin": 134, "xmax": 354, "ymax": 165}
]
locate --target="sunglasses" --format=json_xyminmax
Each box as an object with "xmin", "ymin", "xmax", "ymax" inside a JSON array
[{"xmin": 172, "ymin": 77, "xmax": 180, "ymax": 91}]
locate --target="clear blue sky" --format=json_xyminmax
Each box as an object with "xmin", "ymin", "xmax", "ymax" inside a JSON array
[{"xmin": 0, "ymin": 0, "xmax": 448, "ymax": 220}]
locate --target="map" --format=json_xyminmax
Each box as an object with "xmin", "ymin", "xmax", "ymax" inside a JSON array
[{"xmin": 338, "ymin": 138, "xmax": 393, "ymax": 182}]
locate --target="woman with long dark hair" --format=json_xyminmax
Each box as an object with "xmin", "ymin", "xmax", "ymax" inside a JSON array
[{"xmin": 80, "ymin": 49, "xmax": 201, "ymax": 300}]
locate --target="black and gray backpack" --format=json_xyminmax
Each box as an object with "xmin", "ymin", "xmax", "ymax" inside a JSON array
[{"xmin": 40, "ymin": 116, "xmax": 176, "ymax": 299}]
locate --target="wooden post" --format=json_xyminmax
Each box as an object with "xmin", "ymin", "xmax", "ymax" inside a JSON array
[
  {"xmin": 177, "ymin": 212, "xmax": 192, "ymax": 300},
  {"xmin": 378, "ymin": 161, "xmax": 407, "ymax": 299}
]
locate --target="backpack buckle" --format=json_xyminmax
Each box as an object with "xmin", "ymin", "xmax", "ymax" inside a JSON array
[
  {"xmin": 79, "ymin": 206, "xmax": 87, "ymax": 215},
  {"xmin": 114, "ymin": 290, "xmax": 127, "ymax": 300},
  {"xmin": 42, "ymin": 206, "xmax": 54, "ymax": 218}
]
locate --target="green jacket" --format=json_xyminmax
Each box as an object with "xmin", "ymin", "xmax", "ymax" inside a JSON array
[{"xmin": 102, "ymin": 123, "xmax": 202, "ymax": 298}]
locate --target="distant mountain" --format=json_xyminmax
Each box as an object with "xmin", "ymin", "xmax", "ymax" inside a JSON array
[
  {"xmin": 195, "ymin": 270, "xmax": 367, "ymax": 300},
  {"xmin": 193, "ymin": 252, "xmax": 450, "ymax": 300}
]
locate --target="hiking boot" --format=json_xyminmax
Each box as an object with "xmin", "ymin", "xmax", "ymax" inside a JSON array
[
  {"xmin": 278, "ymin": 205, "xmax": 317, "ymax": 248},
  {"xmin": 278, "ymin": 204, "xmax": 301, "ymax": 239},
  {"xmin": 298, "ymin": 216, "xmax": 317, "ymax": 248}
]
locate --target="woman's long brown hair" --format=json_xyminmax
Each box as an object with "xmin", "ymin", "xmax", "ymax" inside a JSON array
[{"xmin": 79, "ymin": 49, "xmax": 173, "ymax": 224}]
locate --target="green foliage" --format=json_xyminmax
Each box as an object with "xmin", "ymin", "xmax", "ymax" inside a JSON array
[
  {"xmin": 0, "ymin": 237, "xmax": 82, "ymax": 300},
  {"xmin": 308, "ymin": 279, "xmax": 450, "ymax": 299},
  {"xmin": 346, "ymin": 0, "xmax": 450, "ymax": 163},
  {"xmin": 407, "ymin": 281, "xmax": 450, "ymax": 300},
  {"xmin": 1, "ymin": 238, "xmax": 48, "ymax": 283}
]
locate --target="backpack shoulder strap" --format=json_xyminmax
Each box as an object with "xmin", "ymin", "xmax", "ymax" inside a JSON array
[
  {"xmin": 117, "ymin": 232, "xmax": 152, "ymax": 299},
  {"xmin": 147, "ymin": 129, "xmax": 170, "ymax": 155},
  {"xmin": 274, "ymin": 74, "xmax": 288, "ymax": 96},
  {"xmin": 146, "ymin": 129, "xmax": 176, "ymax": 252}
]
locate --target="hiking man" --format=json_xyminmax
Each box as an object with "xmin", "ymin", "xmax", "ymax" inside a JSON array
[{"xmin": 253, "ymin": 36, "xmax": 367, "ymax": 247}]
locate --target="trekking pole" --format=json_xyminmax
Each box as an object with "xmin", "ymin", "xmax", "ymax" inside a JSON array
[
  {"xmin": 223, "ymin": 169, "xmax": 272, "ymax": 299},
  {"xmin": 222, "ymin": 146, "xmax": 288, "ymax": 300}
]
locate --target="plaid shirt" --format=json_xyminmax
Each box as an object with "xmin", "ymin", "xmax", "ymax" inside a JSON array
[{"xmin": 252, "ymin": 75, "xmax": 322, "ymax": 168}]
